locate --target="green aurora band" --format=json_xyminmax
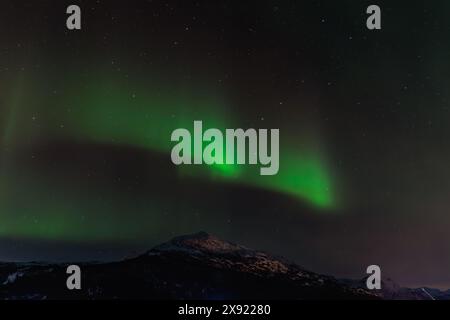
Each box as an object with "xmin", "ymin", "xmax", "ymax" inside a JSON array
[
  {"xmin": 0, "ymin": 73, "xmax": 338, "ymax": 243},
  {"xmin": 57, "ymin": 78, "xmax": 337, "ymax": 209}
]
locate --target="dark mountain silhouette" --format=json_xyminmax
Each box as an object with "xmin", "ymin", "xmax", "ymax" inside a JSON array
[
  {"xmin": 0, "ymin": 232, "xmax": 445, "ymax": 300},
  {"xmin": 339, "ymin": 277, "xmax": 447, "ymax": 300}
]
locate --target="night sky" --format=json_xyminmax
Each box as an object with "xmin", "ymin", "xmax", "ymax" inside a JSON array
[{"xmin": 1, "ymin": 0, "xmax": 450, "ymax": 289}]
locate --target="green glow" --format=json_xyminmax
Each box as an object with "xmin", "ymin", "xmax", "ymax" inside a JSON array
[
  {"xmin": 257, "ymin": 151, "xmax": 334, "ymax": 208},
  {"xmin": 53, "ymin": 77, "xmax": 336, "ymax": 209},
  {"xmin": 0, "ymin": 170, "xmax": 164, "ymax": 243},
  {"xmin": 0, "ymin": 72, "xmax": 338, "ymax": 243},
  {"xmin": 57, "ymin": 79, "xmax": 232, "ymax": 153}
]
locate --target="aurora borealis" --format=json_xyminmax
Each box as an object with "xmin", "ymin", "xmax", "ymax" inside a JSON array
[{"xmin": 2, "ymin": 0, "xmax": 450, "ymax": 289}]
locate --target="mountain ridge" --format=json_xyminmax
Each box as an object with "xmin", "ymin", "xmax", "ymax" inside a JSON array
[{"xmin": 0, "ymin": 232, "xmax": 446, "ymax": 300}]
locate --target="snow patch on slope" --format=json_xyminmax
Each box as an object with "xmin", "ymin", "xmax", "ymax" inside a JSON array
[{"xmin": 3, "ymin": 272, "xmax": 25, "ymax": 285}]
